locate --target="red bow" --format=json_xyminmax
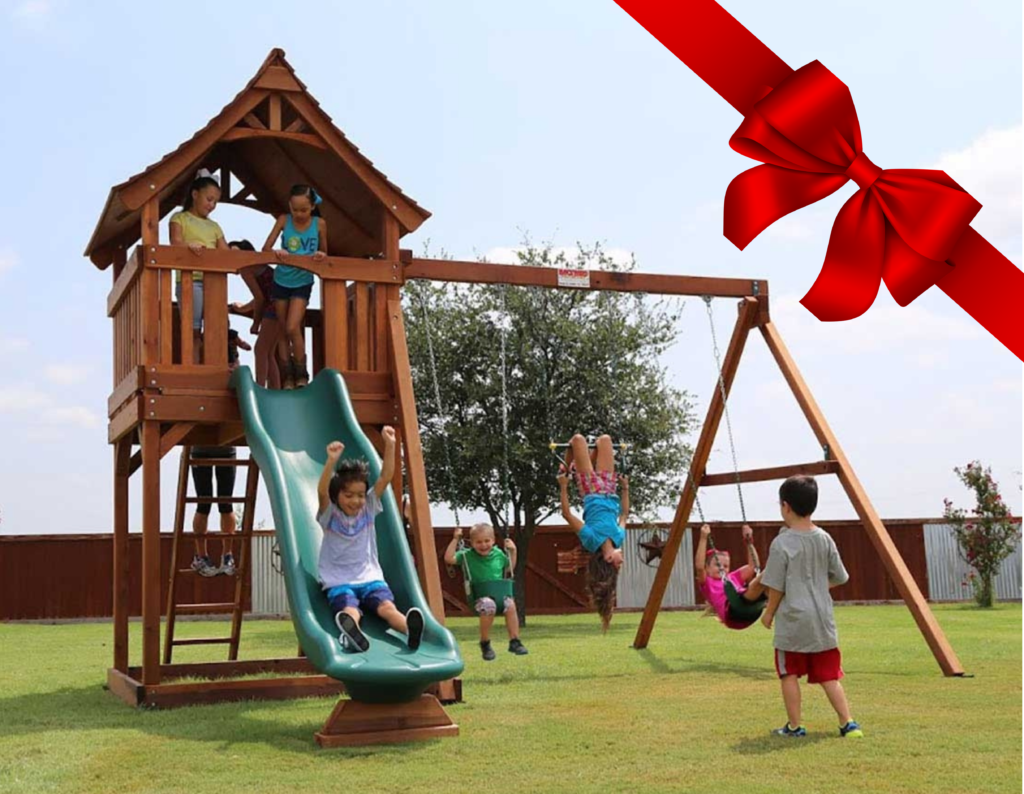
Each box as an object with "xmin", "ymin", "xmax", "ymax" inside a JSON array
[{"xmin": 723, "ymin": 61, "xmax": 982, "ymax": 321}]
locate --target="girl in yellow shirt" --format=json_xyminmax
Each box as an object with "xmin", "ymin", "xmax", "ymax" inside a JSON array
[{"xmin": 169, "ymin": 170, "xmax": 229, "ymax": 363}]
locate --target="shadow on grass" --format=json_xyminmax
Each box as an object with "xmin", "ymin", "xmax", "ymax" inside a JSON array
[
  {"xmin": 732, "ymin": 731, "xmax": 831, "ymax": 754},
  {"xmin": 634, "ymin": 648, "xmax": 776, "ymax": 681},
  {"xmin": 0, "ymin": 683, "xmax": 449, "ymax": 756}
]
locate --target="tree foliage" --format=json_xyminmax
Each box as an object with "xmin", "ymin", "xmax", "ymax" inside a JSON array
[{"xmin": 403, "ymin": 242, "xmax": 697, "ymax": 616}]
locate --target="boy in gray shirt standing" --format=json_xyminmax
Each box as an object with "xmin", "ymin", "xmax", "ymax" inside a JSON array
[{"xmin": 760, "ymin": 475, "xmax": 863, "ymax": 739}]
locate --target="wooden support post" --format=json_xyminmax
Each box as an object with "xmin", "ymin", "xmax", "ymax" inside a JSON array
[
  {"xmin": 322, "ymin": 279, "xmax": 348, "ymax": 371},
  {"xmin": 387, "ymin": 303, "xmax": 445, "ymax": 615},
  {"xmin": 355, "ymin": 283, "xmax": 370, "ymax": 370},
  {"xmin": 113, "ymin": 437, "xmax": 131, "ymax": 673},
  {"xmin": 140, "ymin": 199, "xmax": 161, "ymax": 365},
  {"xmin": 387, "ymin": 299, "xmax": 456, "ymax": 702},
  {"xmin": 204, "ymin": 273, "xmax": 228, "ymax": 365},
  {"xmin": 760, "ymin": 320, "xmax": 965, "ymax": 676},
  {"xmin": 633, "ymin": 298, "xmax": 760, "ymax": 650},
  {"xmin": 141, "ymin": 420, "xmax": 162, "ymax": 684},
  {"xmin": 314, "ymin": 694, "xmax": 458, "ymax": 747}
]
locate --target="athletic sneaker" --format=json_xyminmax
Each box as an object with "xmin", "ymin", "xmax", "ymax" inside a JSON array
[
  {"xmin": 219, "ymin": 553, "xmax": 236, "ymax": 576},
  {"xmin": 480, "ymin": 640, "xmax": 496, "ymax": 661},
  {"xmin": 772, "ymin": 723, "xmax": 807, "ymax": 738},
  {"xmin": 191, "ymin": 555, "xmax": 219, "ymax": 577},
  {"xmin": 405, "ymin": 607, "xmax": 424, "ymax": 651},
  {"xmin": 334, "ymin": 612, "xmax": 369, "ymax": 653},
  {"xmin": 840, "ymin": 721, "xmax": 864, "ymax": 738},
  {"xmin": 508, "ymin": 638, "xmax": 529, "ymax": 655}
]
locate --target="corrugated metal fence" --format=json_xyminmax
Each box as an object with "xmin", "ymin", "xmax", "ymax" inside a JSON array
[{"xmin": 923, "ymin": 523, "xmax": 1022, "ymax": 601}]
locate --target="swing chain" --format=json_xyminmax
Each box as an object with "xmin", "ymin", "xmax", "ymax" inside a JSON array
[
  {"xmin": 498, "ymin": 283, "xmax": 512, "ymax": 543},
  {"xmin": 702, "ymin": 296, "xmax": 747, "ymax": 523},
  {"xmin": 416, "ymin": 286, "xmax": 461, "ymax": 528}
]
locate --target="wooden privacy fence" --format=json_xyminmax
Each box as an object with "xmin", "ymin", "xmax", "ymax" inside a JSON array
[{"xmin": 4, "ymin": 518, "xmax": 1017, "ymax": 621}]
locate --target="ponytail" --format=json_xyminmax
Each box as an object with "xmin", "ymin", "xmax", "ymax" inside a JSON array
[{"xmin": 289, "ymin": 183, "xmax": 323, "ymax": 217}]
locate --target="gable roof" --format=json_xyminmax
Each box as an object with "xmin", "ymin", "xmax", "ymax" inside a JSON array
[{"xmin": 85, "ymin": 48, "xmax": 430, "ymax": 268}]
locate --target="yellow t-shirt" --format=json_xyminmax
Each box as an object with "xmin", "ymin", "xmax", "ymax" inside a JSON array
[{"xmin": 169, "ymin": 210, "xmax": 224, "ymax": 283}]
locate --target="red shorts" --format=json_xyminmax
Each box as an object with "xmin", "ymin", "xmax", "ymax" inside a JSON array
[{"xmin": 774, "ymin": 647, "xmax": 843, "ymax": 684}]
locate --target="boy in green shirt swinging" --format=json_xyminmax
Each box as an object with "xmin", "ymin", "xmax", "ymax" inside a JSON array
[{"xmin": 445, "ymin": 523, "xmax": 529, "ymax": 661}]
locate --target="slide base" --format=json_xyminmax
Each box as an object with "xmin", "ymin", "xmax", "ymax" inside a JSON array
[{"xmin": 315, "ymin": 693, "xmax": 459, "ymax": 747}]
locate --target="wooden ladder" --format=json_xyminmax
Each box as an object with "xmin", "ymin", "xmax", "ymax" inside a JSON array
[{"xmin": 163, "ymin": 446, "xmax": 260, "ymax": 664}]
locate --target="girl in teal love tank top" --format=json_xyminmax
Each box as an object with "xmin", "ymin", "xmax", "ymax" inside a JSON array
[
  {"xmin": 261, "ymin": 184, "xmax": 328, "ymax": 389},
  {"xmin": 557, "ymin": 433, "xmax": 630, "ymax": 632}
]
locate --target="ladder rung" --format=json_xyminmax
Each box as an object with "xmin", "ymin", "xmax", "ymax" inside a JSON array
[
  {"xmin": 171, "ymin": 637, "xmax": 233, "ymax": 646},
  {"xmin": 174, "ymin": 602, "xmax": 238, "ymax": 615},
  {"xmin": 183, "ymin": 496, "xmax": 249, "ymax": 504},
  {"xmin": 186, "ymin": 458, "xmax": 254, "ymax": 467}
]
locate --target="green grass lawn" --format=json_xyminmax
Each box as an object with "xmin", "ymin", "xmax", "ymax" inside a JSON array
[{"xmin": 0, "ymin": 604, "xmax": 1020, "ymax": 794}]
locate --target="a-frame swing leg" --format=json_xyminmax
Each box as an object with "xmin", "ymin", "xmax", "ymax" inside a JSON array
[
  {"xmin": 759, "ymin": 320, "xmax": 964, "ymax": 676},
  {"xmin": 634, "ymin": 297, "xmax": 760, "ymax": 649}
]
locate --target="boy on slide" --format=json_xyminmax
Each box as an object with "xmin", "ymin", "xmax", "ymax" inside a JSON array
[{"xmin": 316, "ymin": 426, "xmax": 424, "ymax": 653}]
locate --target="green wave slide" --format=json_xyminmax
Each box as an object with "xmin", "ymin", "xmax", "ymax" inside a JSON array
[{"xmin": 231, "ymin": 366, "xmax": 464, "ymax": 704}]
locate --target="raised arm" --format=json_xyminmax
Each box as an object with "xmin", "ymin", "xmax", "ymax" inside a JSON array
[
  {"xmin": 742, "ymin": 524, "xmax": 756, "ymax": 568},
  {"xmin": 262, "ymin": 216, "xmax": 287, "ymax": 253},
  {"xmin": 504, "ymin": 537, "xmax": 517, "ymax": 572},
  {"xmin": 557, "ymin": 472, "xmax": 584, "ymax": 533},
  {"xmin": 318, "ymin": 441, "xmax": 344, "ymax": 518},
  {"xmin": 443, "ymin": 527, "xmax": 463, "ymax": 566},
  {"xmin": 695, "ymin": 523, "xmax": 710, "ymax": 584},
  {"xmin": 373, "ymin": 426, "xmax": 397, "ymax": 498}
]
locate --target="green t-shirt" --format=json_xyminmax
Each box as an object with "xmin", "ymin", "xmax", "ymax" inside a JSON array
[{"xmin": 455, "ymin": 546, "xmax": 509, "ymax": 583}]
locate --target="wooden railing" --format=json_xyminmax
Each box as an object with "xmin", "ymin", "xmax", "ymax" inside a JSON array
[
  {"xmin": 108, "ymin": 247, "xmax": 144, "ymax": 387},
  {"xmin": 107, "ymin": 245, "xmax": 402, "ymax": 406}
]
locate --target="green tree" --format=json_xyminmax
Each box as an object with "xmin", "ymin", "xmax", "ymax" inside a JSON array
[
  {"xmin": 943, "ymin": 461, "xmax": 1021, "ymax": 608},
  {"xmin": 404, "ymin": 242, "xmax": 696, "ymax": 619}
]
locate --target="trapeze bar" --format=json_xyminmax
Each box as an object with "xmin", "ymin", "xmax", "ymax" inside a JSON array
[{"xmin": 548, "ymin": 440, "xmax": 633, "ymax": 451}]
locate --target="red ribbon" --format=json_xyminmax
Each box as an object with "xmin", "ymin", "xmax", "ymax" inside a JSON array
[{"xmin": 614, "ymin": 0, "xmax": 1023, "ymax": 359}]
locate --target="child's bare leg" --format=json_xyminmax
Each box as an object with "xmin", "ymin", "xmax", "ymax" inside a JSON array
[
  {"xmin": 254, "ymin": 319, "xmax": 280, "ymax": 387},
  {"xmin": 479, "ymin": 613, "xmax": 495, "ymax": 642},
  {"xmin": 192, "ymin": 511, "xmax": 209, "ymax": 557},
  {"xmin": 376, "ymin": 601, "xmax": 407, "ymax": 634},
  {"xmin": 780, "ymin": 675, "xmax": 802, "ymax": 727},
  {"xmin": 570, "ymin": 433, "xmax": 594, "ymax": 475},
  {"xmin": 594, "ymin": 434, "xmax": 615, "ymax": 475},
  {"xmin": 820, "ymin": 679, "xmax": 853, "ymax": 725},
  {"xmin": 743, "ymin": 571, "xmax": 766, "ymax": 601},
  {"xmin": 219, "ymin": 510, "xmax": 235, "ymax": 557},
  {"xmin": 274, "ymin": 300, "xmax": 291, "ymax": 362},
  {"xmin": 503, "ymin": 599, "xmax": 521, "ymax": 639},
  {"xmin": 285, "ymin": 299, "xmax": 308, "ymax": 362}
]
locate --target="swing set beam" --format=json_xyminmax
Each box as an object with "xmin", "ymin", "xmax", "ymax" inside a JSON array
[{"xmin": 630, "ymin": 298, "xmax": 966, "ymax": 677}]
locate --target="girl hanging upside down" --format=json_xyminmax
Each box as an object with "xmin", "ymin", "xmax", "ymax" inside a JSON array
[
  {"xmin": 696, "ymin": 523, "xmax": 767, "ymax": 628},
  {"xmin": 557, "ymin": 433, "xmax": 629, "ymax": 632}
]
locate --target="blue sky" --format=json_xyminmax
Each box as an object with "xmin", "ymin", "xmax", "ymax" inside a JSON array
[{"xmin": 0, "ymin": 0, "xmax": 1020, "ymax": 534}]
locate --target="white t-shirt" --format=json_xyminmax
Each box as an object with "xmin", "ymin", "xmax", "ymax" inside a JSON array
[{"xmin": 316, "ymin": 490, "xmax": 385, "ymax": 588}]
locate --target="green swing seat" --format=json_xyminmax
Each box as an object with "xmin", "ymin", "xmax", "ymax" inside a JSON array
[
  {"xmin": 724, "ymin": 577, "xmax": 767, "ymax": 625},
  {"xmin": 469, "ymin": 578, "xmax": 515, "ymax": 615}
]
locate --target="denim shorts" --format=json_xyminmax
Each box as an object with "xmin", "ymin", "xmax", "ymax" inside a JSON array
[
  {"xmin": 175, "ymin": 279, "xmax": 204, "ymax": 330},
  {"xmin": 272, "ymin": 281, "xmax": 314, "ymax": 302},
  {"xmin": 326, "ymin": 581, "xmax": 395, "ymax": 615}
]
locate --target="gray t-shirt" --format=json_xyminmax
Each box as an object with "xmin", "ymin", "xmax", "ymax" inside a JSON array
[
  {"xmin": 317, "ymin": 490, "xmax": 385, "ymax": 589},
  {"xmin": 760, "ymin": 526, "xmax": 849, "ymax": 653}
]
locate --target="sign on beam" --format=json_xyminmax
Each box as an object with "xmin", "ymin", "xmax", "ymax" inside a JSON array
[{"xmin": 557, "ymin": 269, "xmax": 590, "ymax": 289}]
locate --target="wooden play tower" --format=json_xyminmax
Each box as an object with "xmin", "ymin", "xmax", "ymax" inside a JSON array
[{"xmin": 86, "ymin": 49, "xmax": 963, "ymax": 714}]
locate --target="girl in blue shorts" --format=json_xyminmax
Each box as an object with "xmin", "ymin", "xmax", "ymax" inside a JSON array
[
  {"xmin": 262, "ymin": 184, "xmax": 327, "ymax": 389},
  {"xmin": 557, "ymin": 433, "xmax": 630, "ymax": 631}
]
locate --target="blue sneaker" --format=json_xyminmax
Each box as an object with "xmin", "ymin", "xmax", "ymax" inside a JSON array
[
  {"xmin": 773, "ymin": 723, "xmax": 807, "ymax": 737},
  {"xmin": 840, "ymin": 720, "xmax": 864, "ymax": 738}
]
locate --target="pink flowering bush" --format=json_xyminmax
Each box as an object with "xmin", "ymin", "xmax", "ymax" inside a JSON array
[{"xmin": 943, "ymin": 462, "xmax": 1021, "ymax": 607}]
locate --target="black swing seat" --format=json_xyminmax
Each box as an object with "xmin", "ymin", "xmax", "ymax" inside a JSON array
[
  {"xmin": 724, "ymin": 577, "xmax": 767, "ymax": 625},
  {"xmin": 469, "ymin": 579, "xmax": 515, "ymax": 615}
]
